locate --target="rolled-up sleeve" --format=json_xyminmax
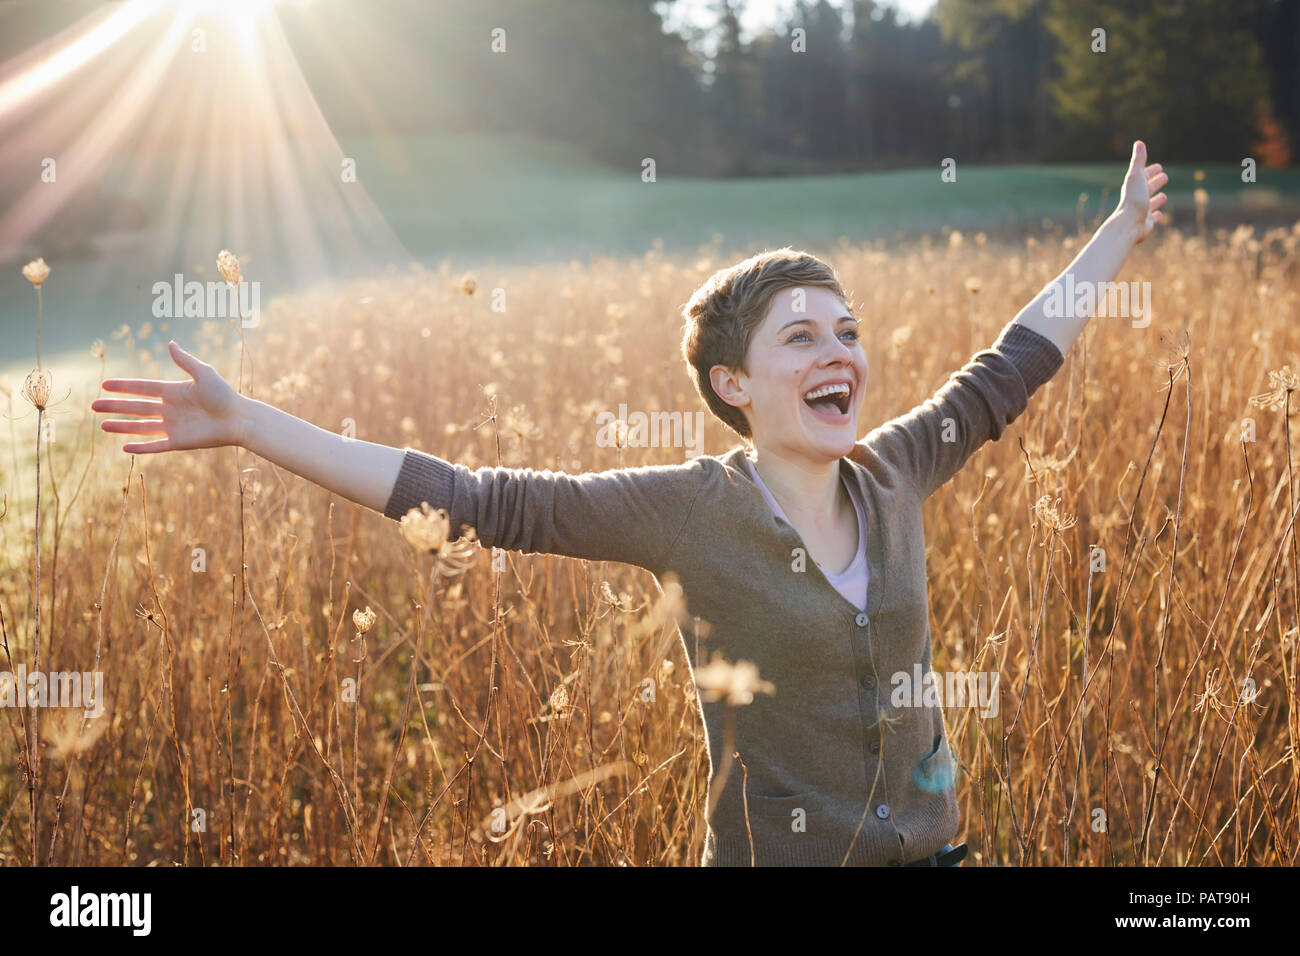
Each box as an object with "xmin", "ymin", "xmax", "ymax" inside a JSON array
[
  {"xmin": 860, "ymin": 321, "xmax": 1064, "ymax": 500},
  {"xmin": 383, "ymin": 448, "xmax": 710, "ymax": 575}
]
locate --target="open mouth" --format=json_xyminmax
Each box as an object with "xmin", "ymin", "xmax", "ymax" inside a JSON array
[{"xmin": 802, "ymin": 382, "xmax": 852, "ymax": 422}]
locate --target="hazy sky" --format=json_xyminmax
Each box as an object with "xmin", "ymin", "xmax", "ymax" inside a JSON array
[{"xmin": 661, "ymin": 0, "xmax": 938, "ymax": 44}]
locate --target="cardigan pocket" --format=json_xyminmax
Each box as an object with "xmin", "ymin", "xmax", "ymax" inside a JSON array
[
  {"xmin": 745, "ymin": 788, "xmax": 824, "ymax": 817},
  {"xmin": 725, "ymin": 789, "xmax": 828, "ymax": 865}
]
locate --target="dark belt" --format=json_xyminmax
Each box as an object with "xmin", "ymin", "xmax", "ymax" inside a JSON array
[{"xmin": 902, "ymin": 841, "xmax": 968, "ymax": 867}]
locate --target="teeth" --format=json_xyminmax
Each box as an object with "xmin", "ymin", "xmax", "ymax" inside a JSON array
[{"xmin": 803, "ymin": 383, "xmax": 851, "ymax": 402}]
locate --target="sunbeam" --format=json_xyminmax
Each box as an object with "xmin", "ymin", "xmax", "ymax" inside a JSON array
[{"xmin": 0, "ymin": 0, "xmax": 404, "ymax": 374}]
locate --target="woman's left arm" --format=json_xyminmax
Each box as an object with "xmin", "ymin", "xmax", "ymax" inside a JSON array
[
  {"xmin": 860, "ymin": 141, "xmax": 1168, "ymax": 501},
  {"xmin": 1012, "ymin": 140, "xmax": 1168, "ymax": 354}
]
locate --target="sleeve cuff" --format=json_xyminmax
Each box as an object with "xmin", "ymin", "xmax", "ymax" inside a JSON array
[
  {"xmin": 383, "ymin": 448, "xmax": 457, "ymax": 521},
  {"xmin": 989, "ymin": 322, "xmax": 1065, "ymax": 398}
]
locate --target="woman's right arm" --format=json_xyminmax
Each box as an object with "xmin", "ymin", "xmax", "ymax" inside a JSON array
[
  {"xmin": 93, "ymin": 340, "xmax": 405, "ymax": 515},
  {"xmin": 95, "ymin": 341, "xmax": 709, "ymax": 573}
]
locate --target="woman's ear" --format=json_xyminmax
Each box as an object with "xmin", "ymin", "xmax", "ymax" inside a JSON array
[{"xmin": 709, "ymin": 364, "xmax": 748, "ymax": 410}]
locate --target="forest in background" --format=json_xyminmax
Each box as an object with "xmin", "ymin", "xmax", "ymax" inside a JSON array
[
  {"xmin": 2, "ymin": 0, "xmax": 1293, "ymax": 178},
  {"xmin": 285, "ymin": 0, "xmax": 1296, "ymax": 174}
]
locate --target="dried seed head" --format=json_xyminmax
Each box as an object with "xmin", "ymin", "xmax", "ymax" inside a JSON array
[
  {"xmin": 876, "ymin": 707, "xmax": 904, "ymax": 734},
  {"xmin": 694, "ymin": 653, "xmax": 775, "ymax": 707},
  {"xmin": 1159, "ymin": 329, "xmax": 1191, "ymax": 363},
  {"xmin": 1033, "ymin": 494, "xmax": 1077, "ymax": 535},
  {"xmin": 22, "ymin": 367, "xmax": 51, "ymax": 409},
  {"xmin": 401, "ymin": 508, "xmax": 478, "ymax": 577},
  {"xmin": 504, "ymin": 404, "xmax": 542, "ymax": 441},
  {"xmin": 48, "ymin": 706, "xmax": 109, "ymax": 760},
  {"xmin": 352, "ymin": 606, "xmax": 377, "ymax": 635},
  {"xmin": 217, "ymin": 249, "xmax": 242, "ymax": 285},
  {"xmin": 1193, "ymin": 667, "xmax": 1229, "ymax": 718},
  {"xmin": 461, "ymin": 275, "xmax": 476, "ymax": 296},
  {"xmin": 1193, "ymin": 188, "xmax": 1208, "ymax": 208},
  {"xmin": 549, "ymin": 684, "xmax": 570, "ymax": 714},
  {"xmin": 90, "ymin": 339, "xmax": 105, "ymax": 359},
  {"xmin": 964, "ymin": 277, "xmax": 981, "ymax": 294},
  {"xmin": 1248, "ymin": 365, "xmax": 1300, "ymax": 411},
  {"xmin": 1272, "ymin": 366, "xmax": 1300, "ymax": 392},
  {"xmin": 400, "ymin": 502, "xmax": 451, "ymax": 553},
  {"xmin": 22, "ymin": 257, "xmax": 50, "ymax": 288}
]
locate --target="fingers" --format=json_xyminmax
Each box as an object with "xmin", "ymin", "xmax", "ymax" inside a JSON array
[
  {"xmin": 99, "ymin": 378, "xmax": 174, "ymax": 398},
  {"xmin": 1151, "ymin": 192, "xmax": 1169, "ymax": 210},
  {"xmin": 121, "ymin": 438, "xmax": 174, "ymax": 454},
  {"xmin": 91, "ymin": 398, "xmax": 163, "ymax": 417},
  {"xmin": 1148, "ymin": 170, "xmax": 1169, "ymax": 192},
  {"xmin": 168, "ymin": 340, "xmax": 209, "ymax": 379},
  {"xmin": 101, "ymin": 418, "xmax": 167, "ymax": 435},
  {"xmin": 1129, "ymin": 140, "xmax": 1146, "ymax": 171}
]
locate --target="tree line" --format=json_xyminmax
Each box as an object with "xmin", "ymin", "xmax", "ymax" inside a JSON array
[
  {"xmin": 3, "ymin": 0, "xmax": 1294, "ymax": 174},
  {"xmin": 276, "ymin": 0, "xmax": 1295, "ymax": 174}
]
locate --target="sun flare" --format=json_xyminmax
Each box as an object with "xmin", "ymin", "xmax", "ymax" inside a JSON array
[{"xmin": 180, "ymin": 0, "xmax": 281, "ymax": 20}]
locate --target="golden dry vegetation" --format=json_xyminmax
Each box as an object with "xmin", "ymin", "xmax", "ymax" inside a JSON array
[{"xmin": 2, "ymin": 219, "xmax": 1300, "ymax": 865}]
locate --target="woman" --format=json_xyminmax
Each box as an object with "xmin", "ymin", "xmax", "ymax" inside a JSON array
[{"xmin": 91, "ymin": 141, "xmax": 1167, "ymax": 866}]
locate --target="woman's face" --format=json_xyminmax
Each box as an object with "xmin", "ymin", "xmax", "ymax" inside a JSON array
[{"xmin": 711, "ymin": 285, "xmax": 867, "ymax": 462}]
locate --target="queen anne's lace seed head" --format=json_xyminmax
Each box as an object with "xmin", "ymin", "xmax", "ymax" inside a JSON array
[
  {"xmin": 217, "ymin": 249, "xmax": 242, "ymax": 285},
  {"xmin": 399, "ymin": 502, "xmax": 479, "ymax": 576},
  {"xmin": 1248, "ymin": 366, "xmax": 1300, "ymax": 412},
  {"xmin": 1033, "ymin": 494, "xmax": 1077, "ymax": 535},
  {"xmin": 694, "ymin": 653, "xmax": 774, "ymax": 707},
  {"xmin": 352, "ymin": 606, "xmax": 377, "ymax": 635},
  {"xmin": 400, "ymin": 503, "xmax": 451, "ymax": 553},
  {"xmin": 22, "ymin": 367, "xmax": 50, "ymax": 410},
  {"xmin": 22, "ymin": 258, "xmax": 50, "ymax": 288}
]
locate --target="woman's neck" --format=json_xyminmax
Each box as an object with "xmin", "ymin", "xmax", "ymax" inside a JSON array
[{"xmin": 750, "ymin": 446, "xmax": 847, "ymax": 527}]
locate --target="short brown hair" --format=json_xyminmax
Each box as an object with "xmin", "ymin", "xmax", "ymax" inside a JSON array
[{"xmin": 679, "ymin": 247, "xmax": 854, "ymax": 441}]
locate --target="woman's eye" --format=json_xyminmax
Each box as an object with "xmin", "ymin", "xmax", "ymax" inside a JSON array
[{"xmin": 787, "ymin": 328, "xmax": 858, "ymax": 343}]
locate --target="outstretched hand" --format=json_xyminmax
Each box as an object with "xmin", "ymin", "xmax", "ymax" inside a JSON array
[
  {"xmin": 92, "ymin": 340, "xmax": 245, "ymax": 454},
  {"xmin": 1115, "ymin": 140, "xmax": 1168, "ymax": 244}
]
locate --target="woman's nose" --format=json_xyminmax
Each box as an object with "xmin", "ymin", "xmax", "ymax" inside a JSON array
[{"xmin": 820, "ymin": 339, "xmax": 856, "ymax": 363}]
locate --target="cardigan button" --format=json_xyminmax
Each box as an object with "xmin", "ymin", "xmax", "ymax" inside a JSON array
[
  {"xmin": 855, "ymin": 612, "xmax": 869, "ymax": 627},
  {"xmin": 859, "ymin": 673, "xmax": 876, "ymax": 690},
  {"xmin": 875, "ymin": 803, "xmax": 891, "ymax": 820}
]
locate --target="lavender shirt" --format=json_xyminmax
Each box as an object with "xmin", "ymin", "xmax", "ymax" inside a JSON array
[{"xmin": 745, "ymin": 456, "xmax": 869, "ymax": 612}]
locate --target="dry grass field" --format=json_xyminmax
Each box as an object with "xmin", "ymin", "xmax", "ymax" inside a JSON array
[{"xmin": 2, "ymin": 218, "xmax": 1299, "ymax": 865}]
